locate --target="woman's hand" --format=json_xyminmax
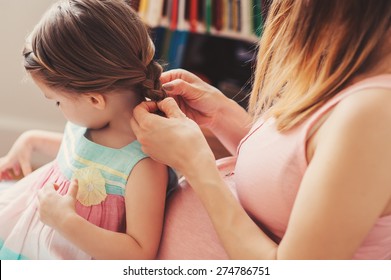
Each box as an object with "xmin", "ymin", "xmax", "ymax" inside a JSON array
[
  {"xmin": 161, "ymin": 69, "xmax": 229, "ymax": 129},
  {"xmin": 0, "ymin": 131, "xmax": 35, "ymax": 180},
  {"xmin": 131, "ymin": 98, "xmax": 216, "ymax": 175},
  {"xmin": 37, "ymin": 179, "xmax": 79, "ymax": 231},
  {"xmin": 161, "ymin": 69, "xmax": 252, "ymax": 154}
]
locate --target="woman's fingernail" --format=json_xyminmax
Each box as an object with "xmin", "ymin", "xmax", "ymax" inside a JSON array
[{"xmin": 162, "ymin": 83, "xmax": 173, "ymax": 91}]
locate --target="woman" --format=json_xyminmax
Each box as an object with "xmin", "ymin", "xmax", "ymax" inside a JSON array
[
  {"xmin": 131, "ymin": 0, "xmax": 391, "ymax": 259},
  {"xmin": 41, "ymin": 0, "xmax": 391, "ymax": 259}
]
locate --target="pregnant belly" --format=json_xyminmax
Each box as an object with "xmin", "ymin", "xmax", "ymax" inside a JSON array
[{"xmin": 157, "ymin": 157, "xmax": 237, "ymax": 260}]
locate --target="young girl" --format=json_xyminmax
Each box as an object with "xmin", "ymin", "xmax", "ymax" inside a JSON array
[{"xmin": 0, "ymin": 0, "xmax": 172, "ymax": 260}]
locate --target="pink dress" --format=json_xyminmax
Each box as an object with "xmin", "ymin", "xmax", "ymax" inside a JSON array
[
  {"xmin": 157, "ymin": 74, "xmax": 391, "ymax": 259},
  {"xmin": 0, "ymin": 122, "xmax": 148, "ymax": 259}
]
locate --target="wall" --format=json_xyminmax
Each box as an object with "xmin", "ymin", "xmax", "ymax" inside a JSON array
[{"xmin": 0, "ymin": 1, "xmax": 66, "ymax": 162}]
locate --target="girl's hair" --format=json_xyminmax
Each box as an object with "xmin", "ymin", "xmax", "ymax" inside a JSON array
[
  {"xmin": 250, "ymin": 0, "xmax": 391, "ymax": 130},
  {"xmin": 23, "ymin": 0, "xmax": 166, "ymax": 101}
]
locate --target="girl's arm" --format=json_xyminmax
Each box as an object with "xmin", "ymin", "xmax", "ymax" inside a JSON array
[
  {"xmin": 38, "ymin": 158, "xmax": 168, "ymax": 259},
  {"xmin": 27, "ymin": 130, "xmax": 63, "ymax": 158},
  {"xmin": 0, "ymin": 130, "xmax": 62, "ymax": 179}
]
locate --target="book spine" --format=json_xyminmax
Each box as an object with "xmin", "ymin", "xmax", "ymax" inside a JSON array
[
  {"xmin": 189, "ymin": 0, "xmax": 198, "ymax": 32},
  {"xmin": 170, "ymin": 0, "xmax": 179, "ymax": 30}
]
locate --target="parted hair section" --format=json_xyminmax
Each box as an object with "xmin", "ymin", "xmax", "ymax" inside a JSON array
[{"xmin": 23, "ymin": 0, "xmax": 166, "ymax": 101}]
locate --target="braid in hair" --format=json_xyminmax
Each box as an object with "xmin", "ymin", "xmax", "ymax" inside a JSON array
[{"xmin": 141, "ymin": 61, "xmax": 167, "ymax": 101}]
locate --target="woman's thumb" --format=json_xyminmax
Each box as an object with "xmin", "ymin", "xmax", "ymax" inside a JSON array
[
  {"xmin": 67, "ymin": 179, "xmax": 79, "ymax": 198},
  {"xmin": 157, "ymin": 97, "xmax": 186, "ymax": 118}
]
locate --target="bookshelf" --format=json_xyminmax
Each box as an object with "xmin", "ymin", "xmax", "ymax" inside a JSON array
[
  {"xmin": 132, "ymin": 0, "xmax": 267, "ymax": 41},
  {"xmin": 131, "ymin": 0, "xmax": 269, "ymax": 158}
]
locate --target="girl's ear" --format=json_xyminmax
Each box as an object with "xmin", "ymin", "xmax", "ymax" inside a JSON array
[{"xmin": 86, "ymin": 93, "xmax": 106, "ymax": 110}]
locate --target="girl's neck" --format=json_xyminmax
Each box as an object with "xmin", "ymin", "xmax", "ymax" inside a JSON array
[
  {"xmin": 86, "ymin": 90, "xmax": 142, "ymax": 149},
  {"xmin": 87, "ymin": 113, "xmax": 137, "ymax": 149}
]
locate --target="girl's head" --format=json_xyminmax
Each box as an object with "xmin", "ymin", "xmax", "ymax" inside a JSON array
[
  {"xmin": 250, "ymin": 0, "xmax": 391, "ymax": 130},
  {"xmin": 23, "ymin": 0, "xmax": 165, "ymax": 103}
]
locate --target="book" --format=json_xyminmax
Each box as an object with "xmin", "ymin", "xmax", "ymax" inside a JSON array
[
  {"xmin": 170, "ymin": 0, "xmax": 179, "ymax": 30},
  {"xmin": 213, "ymin": 0, "xmax": 223, "ymax": 32},
  {"xmin": 177, "ymin": 0, "xmax": 188, "ymax": 30},
  {"xmin": 129, "ymin": 0, "xmax": 140, "ymax": 11},
  {"xmin": 205, "ymin": 0, "xmax": 212, "ymax": 33},
  {"xmin": 160, "ymin": 0, "xmax": 173, "ymax": 27},
  {"xmin": 189, "ymin": 0, "xmax": 198, "ymax": 32},
  {"xmin": 168, "ymin": 30, "xmax": 189, "ymax": 69},
  {"xmin": 145, "ymin": 0, "xmax": 164, "ymax": 27},
  {"xmin": 138, "ymin": 0, "xmax": 148, "ymax": 21},
  {"xmin": 240, "ymin": 0, "xmax": 252, "ymax": 37},
  {"xmin": 252, "ymin": 0, "xmax": 263, "ymax": 37}
]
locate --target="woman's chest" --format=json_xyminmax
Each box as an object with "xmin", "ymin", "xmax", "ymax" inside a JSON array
[{"xmin": 234, "ymin": 119, "xmax": 307, "ymax": 239}]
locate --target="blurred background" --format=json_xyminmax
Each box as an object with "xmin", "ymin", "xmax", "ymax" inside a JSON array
[{"xmin": 0, "ymin": 0, "xmax": 65, "ymax": 164}]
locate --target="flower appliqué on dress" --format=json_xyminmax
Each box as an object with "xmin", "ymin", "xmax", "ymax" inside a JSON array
[{"xmin": 72, "ymin": 167, "xmax": 107, "ymax": 206}]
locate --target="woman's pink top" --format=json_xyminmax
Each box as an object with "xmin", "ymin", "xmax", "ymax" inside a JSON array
[{"xmin": 157, "ymin": 74, "xmax": 391, "ymax": 260}]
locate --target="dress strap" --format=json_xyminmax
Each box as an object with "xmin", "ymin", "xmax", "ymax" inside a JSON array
[{"xmin": 302, "ymin": 74, "xmax": 391, "ymax": 140}]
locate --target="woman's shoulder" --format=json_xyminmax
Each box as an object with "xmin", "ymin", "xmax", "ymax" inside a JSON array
[
  {"xmin": 316, "ymin": 83, "xmax": 391, "ymax": 140},
  {"xmin": 310, "ymin": 84, "xmax": 391, "ymax": 168},
  {"xmin": 305, "ymin": 74, "xmax": 391, "ymax": 134},
  {"xmin": 306, "ymin": 76, "xmax": 391, "ymax": 164},
  {"xmin": 333, "ymin": 83, "xmax": 391, "ymax": 125}
]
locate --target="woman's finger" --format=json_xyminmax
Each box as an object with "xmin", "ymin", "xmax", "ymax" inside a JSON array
[
  {"xmin": 157, "ymin": 97, "xmax": 187, "ymax": 119},
  {"xmin": 132, "ymin": 101, "xmax": 160, "ymax": 124},
  {"xmin": 162, "ymin": 79, "xmax": 195, "ymax": 99},
  {"xmin": 129, "ymin": 117, "xmax": 141, "ymax": 137},
  {"xmin": 160, "ymin": 69, "xmax": 199, "ymax": 85}
]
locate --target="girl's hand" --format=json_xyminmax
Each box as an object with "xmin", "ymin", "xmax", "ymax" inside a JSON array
[
  {"xmin": 131, "ymin": 98, "xmax": 216, "ymax": 175},
  {"xmin": 37, "ymin": 179, "xmax": 79, "ymax": 231},
  {"xmin": 0, "ymin": 131, "xmax": 35, "ymax": 180},
  {"xmin": 161, "ymin": 69, "xmax": 229, "ymax": 129}
]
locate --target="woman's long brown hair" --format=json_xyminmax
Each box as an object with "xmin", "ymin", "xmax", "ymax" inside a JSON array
[
  {"xmin": 23, "ymin": 0, "xmax": 166, "ymax": 101},
  {"xmin": 250, "ymin": 0, "xmax": 391, "ymax": 131}
]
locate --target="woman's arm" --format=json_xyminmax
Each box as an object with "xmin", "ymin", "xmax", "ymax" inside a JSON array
[
  {"xmin": 209, "ymin": 98, "xmax": 253, "ymax": 155},
  {"xmin": 161, "ymin": 69, "xmax": 252, "ymax": 154},
  {"xmin": 0, "ymin": 130, "xmax": 62, "ymax": 179},
  {"xmin": 38, "ymin": 158, "xmax": 168, "ymax": 259},
  {"xmin": 278, "ymin": 88, "xmax": 391, "ymax": 259},
  {"xmin": 132, "ymin": 88, "xmax": 391, "ymax": 259},
  {"xmin": 184, "ymin": 88, "xmax": 391, "ymax": 259}
]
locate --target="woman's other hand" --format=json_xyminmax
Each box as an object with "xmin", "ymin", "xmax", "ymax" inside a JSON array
[
  {"xmin": 161, "ymin": 69, "xmax": 228, "ymax": 129},
  {"xmin": 37, "ymin": 179, "xmax": 78, "ymax": 231},
  {"xmin": 131, "ymin": 98, "xmax": 215, "ymax": 175}
]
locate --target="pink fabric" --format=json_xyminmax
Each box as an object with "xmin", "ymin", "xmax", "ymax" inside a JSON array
[
  {"xmin": 0, "ymin": 162, "xmax": 125, "ymax": 259},
  {"xmin": 158, "ymin": 74, "xmax": 391, "ymax": 259},
  {"xmin": 235, "ymin": 74, "xmax": 391, "ymax": 259},
  {"xmin": 157, "ymin": 157, "xmax": 237, "ymax": 259}
]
